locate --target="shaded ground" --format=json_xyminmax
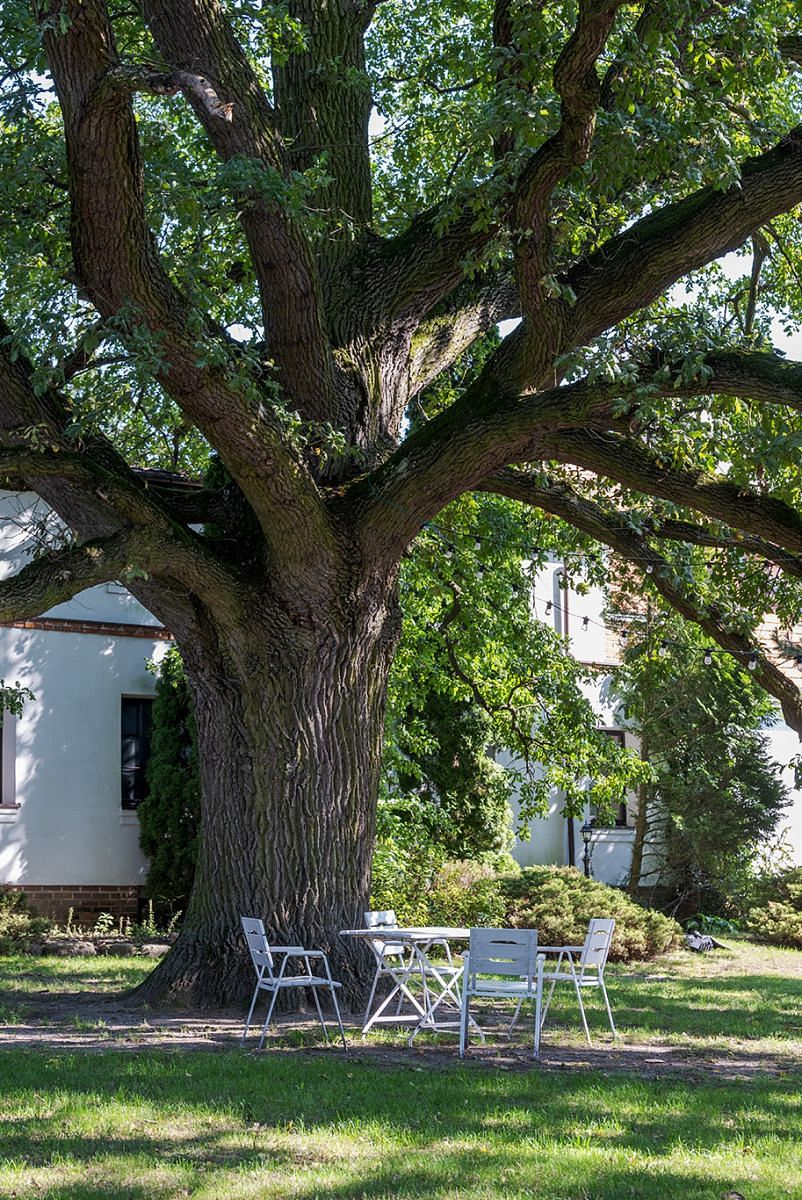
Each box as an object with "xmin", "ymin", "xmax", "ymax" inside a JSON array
[{"xmin": 1, "ymin": 937, "xmax": 800, "ymax": 1081}]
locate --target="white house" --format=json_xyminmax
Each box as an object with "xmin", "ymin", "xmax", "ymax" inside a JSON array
[
  {"xmin": 0, "ymin": 491, "xmax": 800, "ymax": 919},
  {"xmin": 0, "ymin": 492, "xmax": 166, "ymax": 921},
  {"xmin": 505, "ymin": 560, "xmax": 802, "ymax": 886}
]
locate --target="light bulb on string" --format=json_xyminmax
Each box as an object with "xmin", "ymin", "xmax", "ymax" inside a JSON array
[
  {"xmin": 748, "ymin": 652, "xmax": 758, "ymax": 671},
  {"xmin": 476, "ymin": 562, "xmax": 486, "ymax": 579},
  {"xmin": 443, "ymin": 543, "xmax": 454, "ymax": 560},
  {"xmin": 619, "ymin": 628, "xmax": 629, "ymax": 645},
  {"xmin": 659, "ymin": 639, "xmax": 669, "ymax": 657},
  {"xmin": 474, "ymin": 538, "xmax": 482, "ymax": 552},
  {"xmin": 511, "ymin": 582, "xmax": 521, "ymax": 598},
  {"xmin": 703, "ymin": 648, "xmax": 713, "ymax": 666},
  {"xmin": 645, "ymin": 563, "xmax": 654, "ymax": 574},
  {"xmin": 582, "ymin": 616, "xmax": 589, "ymax": 630}
]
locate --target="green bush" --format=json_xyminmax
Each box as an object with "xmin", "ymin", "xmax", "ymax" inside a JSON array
[
  {"xmin": 0, "ymin": 889, "xmax": 52, "ymax": 952},
  {"xmin": 747, "ymin": 866, "xmax": 802, "ymax": 948},
  {"xmin": 426, "ymin": 860, "xmax": 507, "ymax": 928},
  {"xmin": 499, "ymin": 867, "xmax": 680, "ymax": 962},
  {"xmin": 138, "ymin": 646, "xmax": 199, "ymax": 917},
  {"xmin": 499, "ymin": 867, "xmax": 680, "ymax": 961},
  {"xmin": 372, "ymin": 853, "xmax": 680, "ymax": 962}
]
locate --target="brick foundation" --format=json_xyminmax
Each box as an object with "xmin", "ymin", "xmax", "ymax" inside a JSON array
[{"xmin": 4, "ymin": 884, "xmax": 144, "ymax": 923}]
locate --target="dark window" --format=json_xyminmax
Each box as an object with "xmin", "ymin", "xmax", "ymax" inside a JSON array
[
  {"xmin": 595, "ymin": 729, "xmax": 629, "ymax": 827},
  {"xmin": 121, "ymin": 697, "xmax": 153, "ymax": 810}
]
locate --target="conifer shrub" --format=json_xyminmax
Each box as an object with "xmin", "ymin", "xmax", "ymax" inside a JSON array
[
  {"xmin": 747, "ymin": 867, "xmax": 802, "ymax": 948},
  {"xmin": 500, "ymin": 866, "xmax": 681, "ymax": 961},
  {"xmin": 137, "ymin": 647, "xmax": 200, "ymax": 919}
]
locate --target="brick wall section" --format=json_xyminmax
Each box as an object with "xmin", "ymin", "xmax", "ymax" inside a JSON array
[
  {"xmin": 0, "ymin": 617, "xmax": 171, "ymax": 640},
  {"xmin": 4, "ymin": 884, "xmax": 144, "ymax": 922}
]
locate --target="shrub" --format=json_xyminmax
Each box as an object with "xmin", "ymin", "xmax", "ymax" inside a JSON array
[
  {"xmin": 426, "ymin": 860, "xmax": 507, "ymax": 928},
  {"xmin": 500, "ymin": 867, "xmax": 681, "ymax": 962},
  {"xmin": 137, "ymin": 646, "xmax": 199, "ymax": 917},
  {"xmin": 372, "ymin": 855, "xmax": 680, "ymax": 962},
  {"xmin": 747, "ymin": 866, "xmax": 802, "ymax": 948},
  {"xmin": 0, "ymin": 889, "xmax": 52, "ymax": 952}
]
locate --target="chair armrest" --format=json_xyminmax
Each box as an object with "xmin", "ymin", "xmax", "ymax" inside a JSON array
[
  {"xmin": 538, "ymin": 945, "xmax": 582, "ymax": 954},
  {"xmin": 271, "ymin": 946, "xmax": 323, "ymax": 957}
]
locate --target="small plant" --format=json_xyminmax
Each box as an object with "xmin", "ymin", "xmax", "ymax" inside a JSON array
[
  {"xmin": 92, "ymin": 912, "xmax": 115, "ymax": 936},
  {"xmin": 0, "ymin": 889, "xmax": 53, "ymax": 952},
  {"xmin": 685, "ymin": 914, "xmax": 741, "ymax": 935}
]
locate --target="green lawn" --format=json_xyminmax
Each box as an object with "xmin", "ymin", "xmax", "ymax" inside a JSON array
[{"xmin": 0, "ymin": 939, "xmax": 800, "ymax": 1199}]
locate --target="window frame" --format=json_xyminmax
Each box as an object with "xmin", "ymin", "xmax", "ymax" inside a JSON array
[
  {"xmin": 120, "ymin": 695, "xmax": 154, "ymax": 811},
  {"xmin": 594, "ymin": 728, "xmax": 630, "ymax": 828}
]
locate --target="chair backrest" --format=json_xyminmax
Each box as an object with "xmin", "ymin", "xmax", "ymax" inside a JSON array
[
  {"xmin": 467, "ymin": 927, "xmax": 537, "ymax": 980},
  {"xmin": 579, "ymin": 918, "xmax": 615, "ymax": 972},
  {"xmin": 364, "ymin": 910, "xmax": 398, "ymax": 929},
  {"xmin": 241, "ymin": 915, "xmax": 275, "ymax": 979},
  {"xmin": 363, "ymin": 909, "xmax": 403, "ymax": 957}
]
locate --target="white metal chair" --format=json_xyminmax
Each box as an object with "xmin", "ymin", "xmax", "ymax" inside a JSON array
[
  {"xmin": 361, "ymin": 909, "xmax": 425, "ymax": 1032},
  {"xmin": 240, "ymin": 916, "xmax": 347, "ymax": 1049},
  {"xmin": 537, "ymin": 917, "xmax": 617, "ymax": 1045},
  {"xmin": 459, "ymin": 927, "xmax": 544, "ymax": 1059}
]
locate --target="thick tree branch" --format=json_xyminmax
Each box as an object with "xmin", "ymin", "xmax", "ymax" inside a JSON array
[
  {"xmin": 352, "ymin": 339, "xmax": 802, "ymax": 564},
  {"xmin": 139, "ymin": 0, "xmax": 336, "ymax": 423},
  {"xmin": 513, "ymin": 2, "xmax": 627, "ymax": 321},
  {"xmin": 39, "ymin": 0, "xmax": 335, "ymax": 566},
  {"xmin": 272, "ymin": 1, "xmax": 375, "ymax": 231},
  {"xmin": 408, "ymin": 274, "xmax": 521, "ymax": 397},
  {"xmin": 544, "ymin": 430, "xmax": 802, "ymax": 556},
  {"xmin": 564, "ymin": 127, "xmax": 802, "ymax": 349},
  {"xmin": 479, "ymin": 469, "xmax": 802, "ymax": 735},
  {"xmin": 0, "ymin": 528, "xmax": 161, "ymax": 622}
]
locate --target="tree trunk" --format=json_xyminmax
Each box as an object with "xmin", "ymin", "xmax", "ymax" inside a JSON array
[
  {"xmin": 132, "ymin": 577, "xmax": 401, "ymax": 1009},
  {"xmin": 627, "ymin": 733, "xmax": 649, "ymax": 897}
]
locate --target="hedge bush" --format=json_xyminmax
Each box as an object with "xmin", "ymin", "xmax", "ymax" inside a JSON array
[
  {"xmin": 747, "ymin": 867, "xmax": 802, "ymax": 948},
  {"xmin": 499, "ymin": 866, "xmax": 681, "ymax": 962},
  {"xmin": 373, "ymin": 858, "xmax": 680, "ymax": 962}
]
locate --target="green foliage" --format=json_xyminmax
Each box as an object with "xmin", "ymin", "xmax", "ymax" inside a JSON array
[
  {"xmin": 385, "ymin": 343, "xmax": 651, "ymax": 843},
  {"xmin": 370, "ymin": 797, "xmax": 449, "ymax": 925},
  {"xmin": 747, "ymin": 866, "xmax": 802, "ymax": 948},
  {"xmin": 137, "ymin": 647, "xmax": 200, "ymax": 917},
  {"xmin": 0, "ymin": 889, "xmax": 52, "ymax": 953},
  {"xmin": 393, "ymin": 697, "xmax": 513, "ymax": 860},
  {"xmin": 614, "ymin": 620, "xmax": 790, "ymax": 911},
  {"xmin": 501, "ymin": 867, "xmax": 681, "ymax": 962}
]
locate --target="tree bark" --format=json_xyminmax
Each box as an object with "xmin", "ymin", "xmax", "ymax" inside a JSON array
[
  {"xmin": 628, "ymin": 733, "xmax": 649, "ymax": 898},
  {"xmin": 133, "ymin": 575, "xmax": 401, "ymax": 1007}
]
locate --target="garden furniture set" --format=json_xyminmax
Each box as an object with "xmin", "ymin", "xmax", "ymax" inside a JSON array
[{"xmin": 240, "ymin": 912, "xmax": 617, "ymax": 1057}]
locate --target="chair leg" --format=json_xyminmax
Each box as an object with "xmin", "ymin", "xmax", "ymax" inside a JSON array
[
  {"xmin": 459, "ymin": 991, "xmax": 470, "ymax": 1057},
  {"xmin": 241, "ymin": 983, "xmax": 261, "ymax": 1045},
  {"xmin": 599, "ymin": 976, "xmax": 617, "ymax": 1038},
  {"xmin": 533, "ymin": 959, "xmax": 544, "ymax": 1060},
  {"xmin": 540, "ymin": 976, "xmax": 558, "ymax": 1030},
  {"xmin": 362, "ymin": 966, "xmax": 381, "ymax": 1032},
  {"xmin": 330, "ymin": 985, "xmax": 348, "ymax": 1050},
  {"xmin": 573, "ymin": 978, "xmax": 592, "ymax": 1045},
  {"xmin": 509, "ymin": 997, "xmax": 524, "ymax": 1034},
  {"xmin": 309, "ymin": 983, "xmax": 330, "ymax": 1044},
  {"xmin": 257, "ymin": 987, "xmax": 280, "ymax": 1050}
]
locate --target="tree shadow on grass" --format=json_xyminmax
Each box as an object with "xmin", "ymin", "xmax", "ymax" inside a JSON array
[{"xmin": 542, "ymin": 971, "xmax": 802, "ymax": 1041}]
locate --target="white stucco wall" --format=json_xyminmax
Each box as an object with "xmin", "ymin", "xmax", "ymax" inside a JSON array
[
  {"xmin": 0, "ymin": 490, "xmax": 167, "ymax": 887},
  {"xmin": 0, "ymin": 606, "xmax": 168, "ymax": 886}
]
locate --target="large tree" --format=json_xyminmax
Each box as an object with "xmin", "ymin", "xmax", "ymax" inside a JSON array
[{"xmin": 3, "ymin": 0, "xmax": 802, "ymax": 1003}]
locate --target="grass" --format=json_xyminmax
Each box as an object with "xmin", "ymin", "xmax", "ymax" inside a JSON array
[{"xmin": 0, "ymin": 938, "xmax": 800, "ymax": 1198}]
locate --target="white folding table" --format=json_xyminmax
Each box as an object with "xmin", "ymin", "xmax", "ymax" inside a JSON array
[{"xmin": 341, "ymin": 925, "xmax": 477, "ymax": 1041}]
